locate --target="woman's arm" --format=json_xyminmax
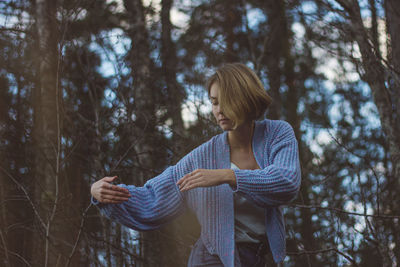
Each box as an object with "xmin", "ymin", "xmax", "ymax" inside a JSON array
[
  {"xmin": 91, "ymin": 166, "xmax": 186, "ymax": 231},
  {"xmin": 176, "ymin": 121, "xmax": 301, "ymax": 207},
  {"xmin": 232, "ymin": 123, "xmax": 301, "ymax": 207}
]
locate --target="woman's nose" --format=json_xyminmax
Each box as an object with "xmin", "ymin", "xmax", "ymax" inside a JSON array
[{"xmin": 216, "ymin": 105, "xmax": 223, "ymax": 114}]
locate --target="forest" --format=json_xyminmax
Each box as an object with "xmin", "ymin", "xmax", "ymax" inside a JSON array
[{"xmin": 0, "ymin": 0, "xmax": 399, "ymax": 266}]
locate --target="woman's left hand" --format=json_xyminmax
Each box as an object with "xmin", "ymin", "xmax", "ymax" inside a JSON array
[{"xmin": 176, "ymin": 169, "xmax": 235, "ymax": 192}]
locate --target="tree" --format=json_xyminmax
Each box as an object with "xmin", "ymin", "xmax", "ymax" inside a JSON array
[
  {"xmin": 1, "ymin": 0, "xmax": 399, "ymax": 265},
  {"xmin": 303, "ymin": 0, "xmax": 400, "ymax": 265}
]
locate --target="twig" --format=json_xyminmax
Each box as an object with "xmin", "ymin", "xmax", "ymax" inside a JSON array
[
  {"xmin": 291, "ymin": 204, "xmax": 400, "ymax": 219},
  {"xmin": 0, "ymin": 228, "xmax": 11, "ymax": 267},
  {"xmin": 0, "ymin": 166, "xmax": 46, "ymax": 229},
  {"xmin": 0, "ymin": 243, "xmax": 32, "ymax": 267},
  {"xmin": 288, "ymin": 247, "xmax": 358, "ymax": 266},
  {"xmin": 65, "ymin": 204, "xmax": 91, "ymax": 267},
  {"xmin": 239, "ymin": 0, "xmax": 257, "ymax": 68}
]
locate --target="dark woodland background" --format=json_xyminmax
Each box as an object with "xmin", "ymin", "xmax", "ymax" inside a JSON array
[{"xmin": 1, "ymin": 0, "xmax": 400, "ymax": 266}]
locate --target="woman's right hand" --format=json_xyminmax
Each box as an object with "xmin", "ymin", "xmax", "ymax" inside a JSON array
[{"xmin": 91, "ymin": 176, "xmax": 131, "ymax": 204}]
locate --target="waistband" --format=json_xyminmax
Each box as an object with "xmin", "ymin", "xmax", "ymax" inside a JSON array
[{"xmin": 236, "ymin": 240, "xmax": 270, "ymax": 256}]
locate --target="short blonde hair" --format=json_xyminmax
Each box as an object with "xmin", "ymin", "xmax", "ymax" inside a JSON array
[{"xmin": 206, "ymin": 63, "xmax": 272, "ymax": 128}]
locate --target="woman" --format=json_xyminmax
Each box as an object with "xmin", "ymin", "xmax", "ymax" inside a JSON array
[{"xmin": 91, "ymin": 63, "xmax": 301, "ymax": 266}]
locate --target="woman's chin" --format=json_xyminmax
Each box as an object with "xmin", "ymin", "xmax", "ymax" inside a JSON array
[{"xmin": 219, "ymin": 124, "xmax": 233, "ymax": 131}]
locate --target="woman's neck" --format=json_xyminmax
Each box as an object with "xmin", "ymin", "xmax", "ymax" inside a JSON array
[{"xmin": 227, "ymin": 120, "xmax": 255, "ymax": 151}]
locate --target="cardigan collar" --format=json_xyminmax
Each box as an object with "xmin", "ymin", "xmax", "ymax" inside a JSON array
[
  {"xmin": 220, "ymin": 120, "xmax": 265, "ymax": 168},
  {"xmin": 211, "ymin": 120, "xmax": 266, "ymax": 266}
]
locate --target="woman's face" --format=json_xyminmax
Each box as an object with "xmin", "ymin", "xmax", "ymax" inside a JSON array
[{"xmin": 210, "ymin": 83, "xmax": 234, "ymax": 131}]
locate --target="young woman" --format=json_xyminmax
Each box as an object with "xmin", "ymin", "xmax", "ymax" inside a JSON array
[{"xmin": 91, "ymin": 63, "xmax": 301, "ymax": 267}]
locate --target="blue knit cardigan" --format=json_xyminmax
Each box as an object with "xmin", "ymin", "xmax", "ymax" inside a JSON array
[{"xmin": 93, "ymin": 119, "xmax": 301, "ymax": 266}]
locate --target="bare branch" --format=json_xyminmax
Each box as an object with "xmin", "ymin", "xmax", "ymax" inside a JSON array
[
  {"xmin": 0, "ymin": 244, "xmax": 32, "ymax": 267},
  {"xmin": 291, "ymin": 204, "xmax": 400, "ymax": 219},
  {"xmin": 288, "ymin": 247, "xmax": 358, "ymax": 266},
  {"xmin": 0, "ymin": 228, "xmax": 11, "ymax": 267},
  {"xmin": 65, "ymin": 204, "xmax": 91, "ymax": 267},
  {"xmin": 0, "ymin": 166, "xmax": 46, "ymax": 229}
]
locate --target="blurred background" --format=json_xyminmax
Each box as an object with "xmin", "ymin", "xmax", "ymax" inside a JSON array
[{"xmin": 0, "ymin": 0, "xmax": 399, "ymax": 266}]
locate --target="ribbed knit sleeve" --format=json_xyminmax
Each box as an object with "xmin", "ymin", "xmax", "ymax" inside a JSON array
[
  {"xmin": 95, "ymin": 166, "xmax": 186, "ymax": 231},
  {"xmin": 232, "ymin": 121, "xmax": 301, "ymax": 207}
]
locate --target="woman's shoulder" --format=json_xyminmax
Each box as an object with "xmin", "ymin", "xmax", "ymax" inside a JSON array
[
  {"xmin": 258, "ymin": 119, "xmax": 296, "ymax": 142},
  {"xmin": 257, "ymin": 119, "xmax": 293, "ymax": 132}
]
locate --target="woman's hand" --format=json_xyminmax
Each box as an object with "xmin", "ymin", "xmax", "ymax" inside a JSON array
[
  {"xmin": 91, "ymin": 176, "xmax": 131, "ymax": 204},
  {"xmin": 176, "ymin": 169, "xmax": 236, "ymax": 192}
]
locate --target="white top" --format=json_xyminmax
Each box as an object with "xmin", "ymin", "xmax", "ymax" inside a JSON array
[{"xmin": 231, "ymin": 162, "xmax": 266, "ymax": 243}]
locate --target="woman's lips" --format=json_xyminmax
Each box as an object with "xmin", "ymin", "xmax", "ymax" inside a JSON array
[{"xmin": 219, "ymin": 119, "xmax": 230, "ymax": 124}]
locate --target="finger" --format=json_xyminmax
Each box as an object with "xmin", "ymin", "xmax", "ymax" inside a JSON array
[
  {"xmin": 177, "ymin": 173, "xmax": 191, "ymax": 185},
  {"xmin": 100, "ymin": 182, "xmax": 130, "ymax": 194},
  {"xmin": 193, "ymin": 169, "xmax": 202, "ymax": 175},
  {"xmin": 180, "ymin": 178, "xmax": 203, "ymax": 192},
  {"xmin": 101, "ymin": 189, "xmax": 131, "ymax": 198},
  {"xmin": 181, "ymin": 181, "xmax": 202, "ymax": 192},
  {"xmin": 101, "ymin": 195, "xmax": 131, "ymax": 202},
  {"xmin": 177, "ymin": 174, "xmax": 190, "ymax": 187},
  {"xmin": 109, "ymin": 184, "xmax": 131, "ymax": 194},
  {"xmin": 102, "ymin": 176, "xmax": 118, "ymax": 182},
  {"xmin": 176, "ymin": 178, "xmax": 183, "ymax": 185},
  {"xmin": 178, "ymin": 175, "xmax": 193, "ymax": 189}
]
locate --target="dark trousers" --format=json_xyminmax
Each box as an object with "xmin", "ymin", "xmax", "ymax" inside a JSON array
[
  {"xmin": 187, "ymin": 238, "xmax": 272, "ymax": 267},
  {"xmin": 236, "ymin": 242, "xmax": 269, "ymax": 267}
]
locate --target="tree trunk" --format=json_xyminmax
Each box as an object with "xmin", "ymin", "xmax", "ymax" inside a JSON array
[
  {"xmin": 160, "ymin": 1, "xmax": 200, "ymax": 265},
  {"xmin": 338, "ymin": 0, "xmax": 400, "ymax": 265},
  {"xmin": 280, "ymin": 2, "xmax": 318, "ymax": 265},
  {"xmin": 0, "ymin": 152, "xmax": 11, "ymax": 267},
  {"xmin": 384, "ymin": 0, "xmax": 400, "ymax": 262},
  {"xmin": 124, "ymin": 0, "xmax": 161, "ymax": 266},
  {"xmin": 161, "ymin": 0, "xmax": 186, "ymax": 155},
  {"xmin": 33, "ymin": 0, "xmax": 71, "ymax": 265},
  {"xmin": 264, "ymin": 0, "xmax": 285, "ymax": 120},
  {"xmin": 385, "ymin": 0, "xmax": 400, "ymax": 161},
  {"xmin": 224, "ymin": 0, "xmax": 240, "ymax": 63},
  {"xmin": 0, "ymin": 71, "xmax": 33, "ymax": 265}
]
